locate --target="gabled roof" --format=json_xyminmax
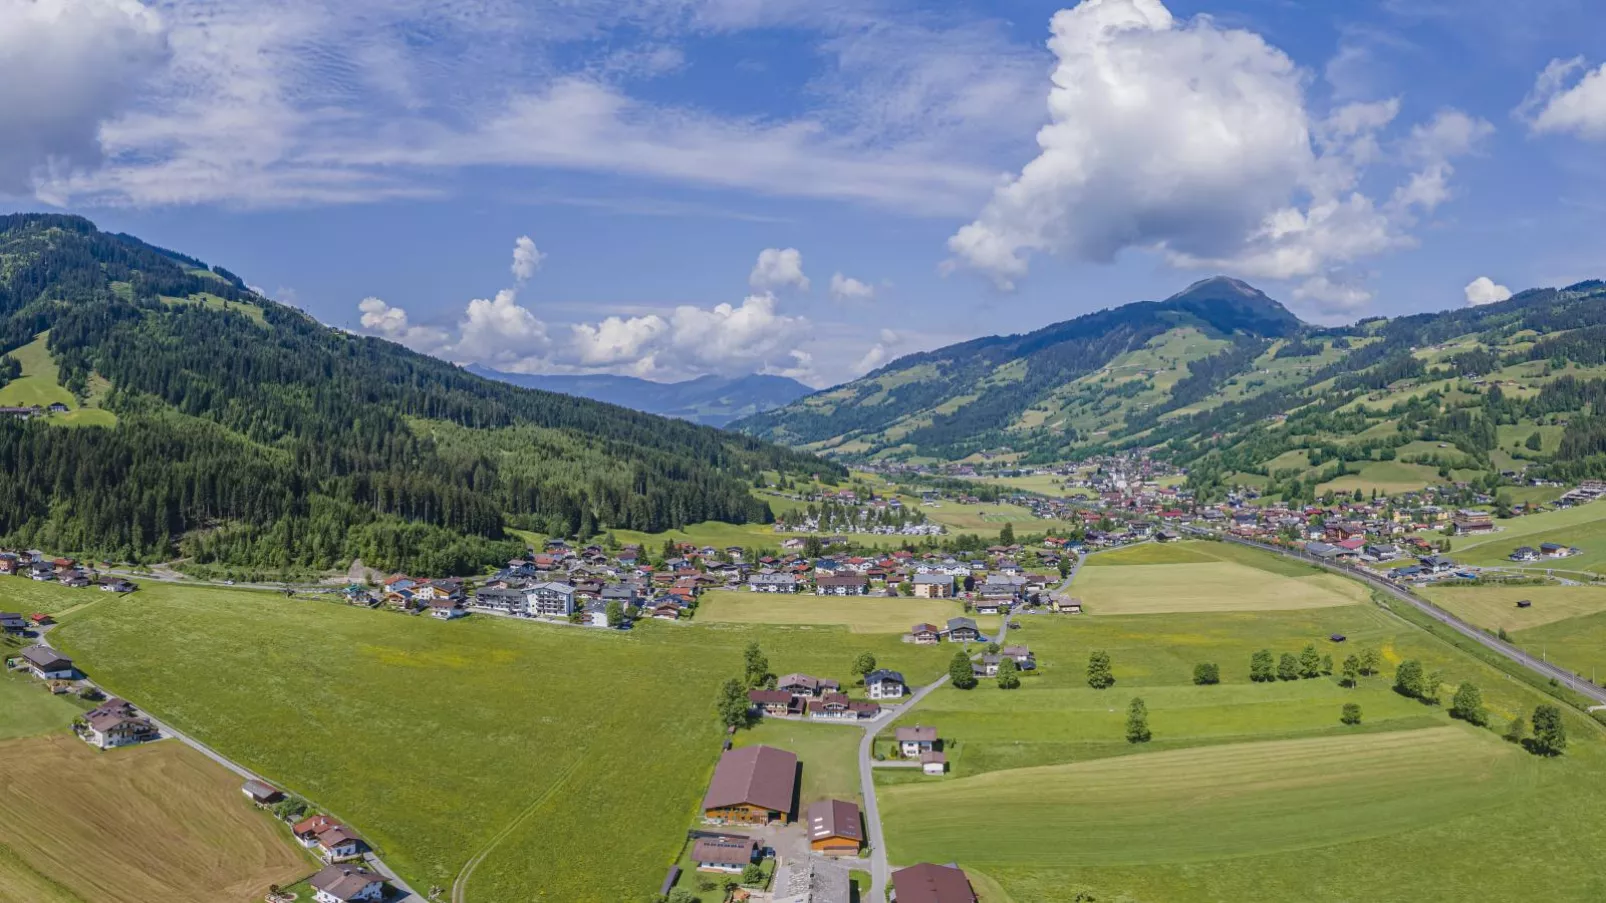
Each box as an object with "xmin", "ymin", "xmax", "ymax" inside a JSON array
[
  {"xmin": 702, "ymin": 745, "xmax": 798, "ymax": 814},
  {"xmin": 309, "ymin": 864, "xmax": 384, "ymax": 901},
  {"xmin": 806, "ymin": 798, "xmax": 863, "ymax": 843},
  {"xmin": 891, "ymin": 863, "xmax": 975, "ymax": 903}
]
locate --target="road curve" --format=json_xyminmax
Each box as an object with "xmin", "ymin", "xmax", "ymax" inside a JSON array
[{"xmin": 1190, "ymin": 529, "xmax": 1606, "ymax": 706}]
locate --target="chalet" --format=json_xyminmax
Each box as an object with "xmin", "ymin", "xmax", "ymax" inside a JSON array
[
  {"xmin": 429, "ymin": 598, "xmax": 468, "ymax": 620},
  {"xmin": 702, "ymin": 745, "xmax": 798, "ymax": 825},
  {"xmin": 749, "ymin": 689, "xmax": 803, "ymax": 716},
  {"xmin": 294, "ymin": 815, "xmax": 340, "ymax": 846},
  {"xmin": 315, "ymin": 825, "xmax": 367, "ymax": 862},
  {"xmin": 908, "ymin": 623, "xmax": 943, "ymax": 645},
  {"xmin": 649, "ymin": 600, "xmax": 683, "ymax": 620},
  {"xmin": 1511, "ymin": 546, "xmax": 1538, "ymax": 562},
  {"xmin": 1051, "ymin": 596, "xmax": 1083, "ymax": 614},
  {"xmin": 778, "ymin": 673, "xmax": 838, "ymax": 697},
  {"xmin": 896, "ymin": 725, "xmax": 937, "ymax": 758},
  {"xmin": 242, "ymin": 779, "xmax": 284, "ymax": 806},
  {"xmin": 308, "ymin": 864, "xmax": 387, "ymax": 903},
  {"xmin": 806, "ymin": 798, "xmax": 863, "ymax": 855},
  {"xmin": 864, "ymin": 669, "xmax": 905, "ymax": 700},
  {"xmin": 691, "ymin": 835, "xmax": 760, "ymax": 873},
  {"xmin": 944, "ymin": 618, "xmax": 980, "ymax": 644},
  {"xmin": 816, "ymin": 574, "xmax": 869, "ymax": 596},
  {"xmin": 19, "ymin": 645, "xmax": 75, "ymax": 680},
  {"xmin": 808, "ymin": 693, "xmax": 857, "ymax": 720},
  {"xmin": 920, "ymin": 750, "xmax": 948, "ymax": 775},
  {"xmin": 1000, "ymin": 645, "xmax": 1035, "ymax": 669},
  {"xmin": 971, "ymin": 655, "xmax": 1001, "ymax": 678},
  {"xmin": 749, "ymin": 573, "xmax": 801, "ymax": 593},
  {"xmin": 891, "ymin": 863, "xmax": 976, "ymax": 903},
  {"xmin": 1541, "ymin": 542, "xmax": 1576, "ymax": 558},
  {"xmin": 81, "ymin": 698, "xmax": 159, "ymax": 749}
]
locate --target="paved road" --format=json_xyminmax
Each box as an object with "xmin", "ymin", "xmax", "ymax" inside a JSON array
[
  {"xmin": 1190, "ymin": 529, "xmax": 1606, "ymax": 706},
  {"xmin": 856, "ymin": 672, "xmax": 950, "ymax": 903}
]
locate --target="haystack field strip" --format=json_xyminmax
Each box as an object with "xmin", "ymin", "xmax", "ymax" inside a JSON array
[
  {"xmin": 696, "ymin": 590, "xmax": 966, "ymax": 633},
  {"xmin": 1421, "ymin": 584, "xmax": 1606, "ymax": 633},
  {"xmin": 879, "ymin": 726, "xmax": 1527, "ymax": 869},
  {"xmin": 0, "ymin": 735, "xmax": 310, "ymax": 903}
]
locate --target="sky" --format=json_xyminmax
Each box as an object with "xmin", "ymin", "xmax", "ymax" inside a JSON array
[{"xmin": 3, "ymin": 0, "xmax": 1606, "ymax": 388}]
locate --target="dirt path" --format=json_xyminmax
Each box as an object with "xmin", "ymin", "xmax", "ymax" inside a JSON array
[{"xmin": 451, "ymin": 758, "xmax": 585, "ymax": 903}]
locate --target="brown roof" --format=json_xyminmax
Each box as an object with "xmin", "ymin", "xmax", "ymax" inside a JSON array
[
  {"xmin": 896, "ymin": 725, "xmax": 937, "ymax": 743},
  {"xmin": 748, "ymin": 689, "xmax": 794, "ymax": 705},
  {"xmin": 293, "ymin": 814, "xmax": 337, "ymax": 837},
  {"xmin": 891, "ymin": 863, "xmax": 976, "ymax": 903},
  {"xmin": 309, "ymin": 864, "xmax": 384, "ymax": 901},
  {"xmin": 690, "ymin": 835, "xmax": 759, "ymax": 867},
  {"xmin": 806, "ymin": 799, "xmax": 863, "ymax": 843},
  {"xmin": 816, "ymin": 574, "xmax": 868, "ymax": 586},
  {"xmin": 317, "ymin": 825, "xmax": 362, "ymax": 849},
  {"xmin": 702, "ymin": 745, "xmax": 798, "ymax": 814},
  {"xmin": 20, "ymin": 645, "xmax": 71, "ymax": 669}
]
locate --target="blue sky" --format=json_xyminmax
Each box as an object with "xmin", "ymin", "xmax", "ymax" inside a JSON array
[{"xmin": 3, "ymin": 0, "xmax": 1606, "ymax": 386}]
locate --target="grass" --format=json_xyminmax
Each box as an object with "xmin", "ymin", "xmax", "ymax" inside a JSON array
[
  {"xmin": 1075, "ymin": 542, "xmax": 1366, "ymax": 615},
  {"xmin": 921, "ymin": 501, "xmax": 1077, "ymax": 535},
  {"xmin": 1316, "ymin": 460, "xmax": 1443, "ymax": 494},
  {"xmin": 1448, "ymin": 499, "xmax": 1606, "ymax": 555},
  {"xmin": 734, "ymin": 720, "xmax": 862, "ymax": 805},
  {"xmin": 1421, "ymin": 584, "xmax": 1606, "ymax": 632},
  {"xmin": 159, "ymin": 292, "xmax": 268, "ymax": 326},
  {"xmin": 0, "ymin": 734, "xmax": 311, "ymax": 903},
  {"xmin": 0, "ymin": 667, "xmax": 82, "ymax": 741},
  {"xmin": 0, "ymin": 333, "xmax": 116, "ymax": 428},
  {"xmin": 875, "ymin": 563, "xmax": 1606, "ymax": 902},
  {"xmin": 46, "ymin": 583, "xmax": 946, "ymax": 899},
  {"xmin": 697, "ymin": 590, "xmax": 963, "ymax": 633}
]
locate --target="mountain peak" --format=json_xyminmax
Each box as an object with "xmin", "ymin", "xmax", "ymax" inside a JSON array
[
  {"xmin": 1166, "ymin": 276, "xmax": 1271, "ymax": 304},
  {"xmin": 1159, "ymin": 276, "xmax": 1302, "ymax": 338}
]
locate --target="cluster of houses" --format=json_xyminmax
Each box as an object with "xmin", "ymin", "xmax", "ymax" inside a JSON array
[
  {"xmin": 746, "ymin": 669, "xmax": 904, "ymax": 722},
  {"xmin": 0, "ymin": 551, "xmax": 135, "ymax": 592},
  {"xmin": 1510, "ymin": 542, "xmax": 1580, "ymax": 562},
  {"xmin": 0, "ymin": 402, "xmax": 70, "ymax": 420}
]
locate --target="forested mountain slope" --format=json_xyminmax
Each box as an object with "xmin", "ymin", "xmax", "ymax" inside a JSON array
[
  {"xmin": 467, "ymin": 367, "xmax": 810, "ymax": 426},
  {"xmin": 0, "ymin": 214, "xmax": 834, "ymax": 574}
]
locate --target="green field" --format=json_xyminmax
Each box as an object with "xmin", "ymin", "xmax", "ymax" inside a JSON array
[
  {"xmin": 46, "ymin": 584, "xmax": 935, "ymax": 900},
  {"xmin": 1316, "ymin": 460, "xmax": 1443, "ymax": 494},
  {"xmin": 0, "ymin": 333, "xmax": 117, "ymax": 427},
  {"xmin": 1076, "ymin": 541, "xmax": 1366, "ymax": 614},
  {"xmin": 0, "ymin": 665, "xmax": 82, "ymax": 741},
  {"xmin": 0, "ymin": 576, "xmax": 116, "ymax": 615},
  {"xmin": 734, "ymin": 719, "xmax": 861, "ymax": 805},
  {"xmin": 1448, "ymin": 503, "xmax": 1606, "ymax": 575},
  {"xmin": 697, "ymin": 589, "xmax": 963, "ymax": 633},
  {"xmin": 874, "ymin": 561, "xmax": 1606, "ymax": 901},
  {"xmin": 1422, "ymin": 584, "xmax": 1606, "ymax": 632},
  {"xmin": 922, "ymin": 500, "xmax": 1075, "ymax": 534},
  {"xmin": 160, "ymin": 292, "xmax": 269, "ymax": 326}
]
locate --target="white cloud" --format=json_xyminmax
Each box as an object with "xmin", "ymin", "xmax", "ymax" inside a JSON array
[
  {"xmin": 943, "ymin": 0, "xmax": 1488, "ymax": 308},
  {"xmin": 1292, "ymin": 274, "xmax": 1373, "ymax": 313},
  {"xmin": 511, "ymin": 235, "xmax": 545, "ymax": 281},
  {"xmin": 749, "ymin": 248, "xmax": 810, "ymax": 291},
  {"xmin": 829, "ymin": 272, "xmax": 876, "ymax": 301},
  {"xmin": 356, "ymin": 296, "xmax": 450, "ymax": 351},
  {"xmin": 1520, "ymin": 57, "xmax": 1606, "ymax": 139},
  {"xmin": 853, "ymin": 328, "xmax": 902, "ymax": 374},
  {"xmin": 0, "ymin": 0, "xmax": 169, "ymax": 195},
  {"xmin": 1464, "ymin": 276, "xmax": 1513, "ymax": 306}
]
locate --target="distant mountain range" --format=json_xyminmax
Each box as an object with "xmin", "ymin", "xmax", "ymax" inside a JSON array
[{"xmin": 468, "ymin": 367, "xmax": 812, "ymax": 427}]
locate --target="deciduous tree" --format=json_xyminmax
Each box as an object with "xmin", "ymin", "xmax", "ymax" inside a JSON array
[
  {"xmin": 1250, "ymin": 649, "xmax": 1275, "ymax": 683},
  {"xmin": 1087, "ymin": 650, "xmax": 1114, "ymax": 689},
  {"xmin": 1359, "ymin": 647, "xmax": 1381, "ymax": 676},
  {"xmin": 1531, "ymin": 704, "xmax": 1567, "ymax": 756},
  {"xmin": 1126, "ymin": 697, "xmax": 1151, "ymax": 744},
  {"xmin": 743, "ymin": 643, "xmax": 770, "ymax": 688},
  {"xmin": 716, "ymin": 678, "xmax": 749, "ymax": 729},
  {"xmin": 997, "ymin": 656, "xmax": 1020, "ymax": 690},
  {"xmin": 851, "ymin": 652, "xmax": 877, "ymax": 684},
  {"xmin": 1340, "ymin": 654, "xmax": 1360, "ymax": 688},
  {"xmin": 1192, "ymin": 662, "xmax": 1220, "ymax": 685},
  {"xmin": 1449, "ymin": 682, "xmax": 1486, "ymax": 726},
  {"xmin": 1298, "ymin": 644, "xmax": 1321, "ymax": 679},
  {"xmin": 1278, "ymin": 652, "xmax": 1300, "ymax": 681},
  {"xmin": 1503, "ymin": 713, "xmax": 1527, "ymax": 744},
  {"xmin": 1393, "ymin": 659, "xmax": 1425, "ymax": 699},
  {"xmin": 1341, "ymin": 703, "xmax": 1362, "ymax": 725},
  {"xmin": 950, "ymin": 650, "xmax": 978, "ymax": 690}
]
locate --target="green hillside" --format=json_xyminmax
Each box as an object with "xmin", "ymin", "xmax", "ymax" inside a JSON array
[{"xmin": 0, "ymin": 213, "xmax": 834, "ymax": 573}]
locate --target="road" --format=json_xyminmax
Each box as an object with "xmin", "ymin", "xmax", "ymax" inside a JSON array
[{"xmin": 1190, "ymin": 529, "xmax": 1606, "ymax": 706}]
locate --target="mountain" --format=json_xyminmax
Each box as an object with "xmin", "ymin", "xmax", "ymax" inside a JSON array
[
  {"xmin": 739, "ymin": 273, "xmax": 1606, "ymax": 505},
  {"xmin": 734, "ymin": 276, "xmax": 1304, "ymax": 461},
  {"xmin": 0, "ymin": 214, "xmax": 836, "ymax": 575},
  {"xmin": 467, "ymin": 367, "xmax": 811, "ymax": 427}
]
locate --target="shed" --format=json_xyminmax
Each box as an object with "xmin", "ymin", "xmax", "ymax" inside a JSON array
[{"xmin": 1517, "ymin": 599, "xmax": 1533, "ymax": 608}]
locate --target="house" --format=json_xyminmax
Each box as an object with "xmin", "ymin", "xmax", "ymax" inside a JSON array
[
  {"xmin": 1419, "ymin": 555, "xmax": 1456, "ymax": 574},
  {"xmin": 778, "ymin": 673, "xmax": 837, "ymax": 697},
  {"xmin": 864, "ymin": 669, "xmax": 905, "ymax": 700},
  {"xmin": 972, "ymin": 600, "xmax": 1008, "ymax": 616},
  {"xmin": 908, "ymin": 623, "xmax": 943, "ymax": 645},
  {"xmin": 806, "ymin": 799, "xmax": 863, "ymax": 855},
  {"xmin": 749, "ymin": 689, "xmax": 802, "ymax": 716},
  {"xmin": 294, "ymin": 815, "xmax": 340, "ymax": 846},
  {"xmin": 526, "ymin": 582, "xmax": 576, "ymax": 617},
  {"xmin": 816, "ymin": 574, "xmax": 869, "ymax": 596},
  {"xmin": 1000, "ymin": 645, "xmax": 1035, "ymax": 669},
  {"xmin": 19, "ymin": 645, "xmax": 75, "ymax": 680},
  {"xmin": 691, "ymin": 835, "xmax": 761, "ymax": 872},
  {"xmin": 808, "ymin": 693, "xmax": 857, "ymax": 721},
  {"xmin": 972, "ymin": 654, "xmax": 1001, "ymax": 678},
  {"xmin": 429, "ymin": 598, "xmax": 468, "ymax": 620},
  {"xmin": 316, "ymin": 825, "xmax": 367, "ymax": 862},
  {"xmin": 47, "ymin": 401, "xmax": 69, "ymax": 414},
  {"xmin": 242, "ymin": 779, "xmax": 284, "ymax": 805},
  {"xmin": 0, "ymin": 612, "xmax": 26, "ymax": 635},
  {"xmin": 1541, "ymin": 542, "xmax": 1576, "ymax": 558},
  {"xmin": 1452, "ymin": 509, "xmax": 1496, "ymax": 535},
  {"xmin": 81, "ymin": 698, "xmax": 159, "ymax": 749},
  {"xmin": 1389, "ymin": 564, "xmax": 1423, "ymax": 580},
  {"xmin": 944, "ymin": 618, "xmax": 980, "ymax": 644},
  {"xmin": 1511, "ymin": 546, "xmax": 1538, "ymax": 562},
  {"xmin": 920, "ymin": 750, "xmax": 947, "ymax": 775},
  {"xmin": 910, "ymin": 573, "xmax": 954, "ymax": 598},
  {"xmin": 308, "ymin": 864, "xmax": 387, "ymax": 903},
  {"xmin": 99, "ymin": 578, "xmax": 136, "ymax": 593},
  {"xmin": 896, "ymin": 725, "xmax": 937, "ymax": 758},
  {"xmin": 1365, "ymin": 544, "xmax": 1400, "ymax": 561},
  {"xmin": 702, "ymin": 745, "xmax": 799, "ymax": 825},
  {"xmin": 1051, "ymin": 596, "xmax": 1083, "ymax": 614},
  {"xmin": 749, "ymin": 573, "xmax": 800, "ymax": 593},
  {"xmin": 891, "ymin": 863, "xmax": 976, "ymax": 903}
]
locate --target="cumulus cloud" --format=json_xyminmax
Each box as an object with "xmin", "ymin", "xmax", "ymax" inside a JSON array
[
  {"xmin": 511, "ymin": 236, "xmax": 545, "ymax": 281},
  {"xmin": 1519, "ymin": 57, "xmax": 1606, "ymax": 139},
  {"xmin": 1464, "ymin": 276, "xmax": 1513, "ymax": 306},
  {"xmin": 1292, "ymin": 273, "xmax": 1372, "ymax": 313},
  {"xmin": 853, "ymin": 328, "xmax": 902, "ymax": 374},
  {"xmin": 356, "ymin": 296, "xmax": 450, "ymax": 351},
  {"xmin": 0, "ymin": 0, "xmax": 170, "ymax": 194},
  {"xmin": 749, "ymin": 248, "xmax": 810, "ymax": 291},
  {"xmin": 829, "ymin": 272, "xmax": 876, "ymax": 301},
  {"xmin": 943, "ymin": 0, "xmax": 1487, "ymax": 307}
]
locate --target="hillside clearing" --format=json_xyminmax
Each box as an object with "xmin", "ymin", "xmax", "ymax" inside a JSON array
[
  {"xmin": 0, "ymin": 333, "xmax": 116, "ymax": 428},
  {"xmin": 0, "ymin": 735, "xmax": 309, "ymax": 903}
]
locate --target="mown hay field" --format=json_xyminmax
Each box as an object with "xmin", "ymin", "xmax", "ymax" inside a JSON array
[
  {"xmin": 697, "ymin": 589, "xmax": 964, "ymax": 633},
  {"xmin": 1076, "ymin": 541, "xmax": 1366, "ymax": 614}
]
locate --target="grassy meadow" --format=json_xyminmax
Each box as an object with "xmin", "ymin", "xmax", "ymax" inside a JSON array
[
  {"xmin": 697, "ymin": 589, "xmax": 964, "ymax": 634},
  {"xmin": 0, "ymin": 735, "xmax": 312, "ymax": 903},
  {"xmin": 0, "ymin": 333, "xmax": 117, "ymax": 428},
  {"xmin": 47, "ymin": 583, "xmax": 934, "ymax": 900},
  {"xmin": 0, "ymin": 664, "xmax": 83, "ymax": 741},
  {"xmin": 872, "ymin": 543, "xmax": 1606, "ymax": 902},
  {"xmin": 1076, "ymin": 540, "xmax": 1367, "ymax": 614}
]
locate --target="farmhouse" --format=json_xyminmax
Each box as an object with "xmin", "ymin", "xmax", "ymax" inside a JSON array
[
  {"xmin": 690, "ymin": 835, "xmax": 760, "ymax": 872},
  {"xmin": 944, "ymin": 618, "xmax": 981, "ymax": 643},
  {"xmin": 910, "ymin": 573, "xmax": 954, "ymax": 598},
  {"xmin": 908, "ymin": 623, "xmax": 943, "ymax": 645},
  {"xmin": 749, "ymin": 689, "xmax": 803, "ymax": 716},
  {"xmin": 80, "ymin": 698, "xmax": 159, "ymax": 749},
  {"xmin": 19, "ymin": 645, "xmax": 76, "ymax": 680},
  {"xmin": 896, "ymin": 725, "xmax": 937, "ymax": 758},
  {"xmin": 308, "ymin": 864, "xmax": 387, "ymax": 903},
  {"xmin": 702, "ymin": 745, "xmax": 799, "ymax": 825},
  {"xmin": 865, "ymin": 669, "xmax": 906, "ymax": 700},
  {"xmin": 891, "ymin": 863, "xmax": 977, "ymax": 903},
  {"xmin": 806, "ymin": 798, "xmax": 863, "ymax": 855},
  {"xmin": 1541, "ymin": 542, "xmax": 1577, "ymax": 558}
]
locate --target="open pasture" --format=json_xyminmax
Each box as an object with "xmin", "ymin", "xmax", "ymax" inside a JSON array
[
  {"xmin": 48, "ymin": 583, "xmax": 944, "ymax": 900},
  {"xmin": 0, "ymin": 734, "xmax": 309, "ymax": 903},
  {"xmin": 697, "ymin": 589, "xmax": 962, "ymax": 633},
  {"xmin": 0, "ymin": 666, "xmax": 83, "ymax": 742},
  {"xmin": 1421, "ymin": 584, "xmax": 1606, "ymax": 633},
  {"xmin": 1075, "ymin": 541, "xmax": 1366, "ymax": 614}
]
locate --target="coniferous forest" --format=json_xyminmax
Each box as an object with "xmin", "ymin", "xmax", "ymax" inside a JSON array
[{"xmin": 0, "ymin": 214, "xmax": 837, "ymax": 574}]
